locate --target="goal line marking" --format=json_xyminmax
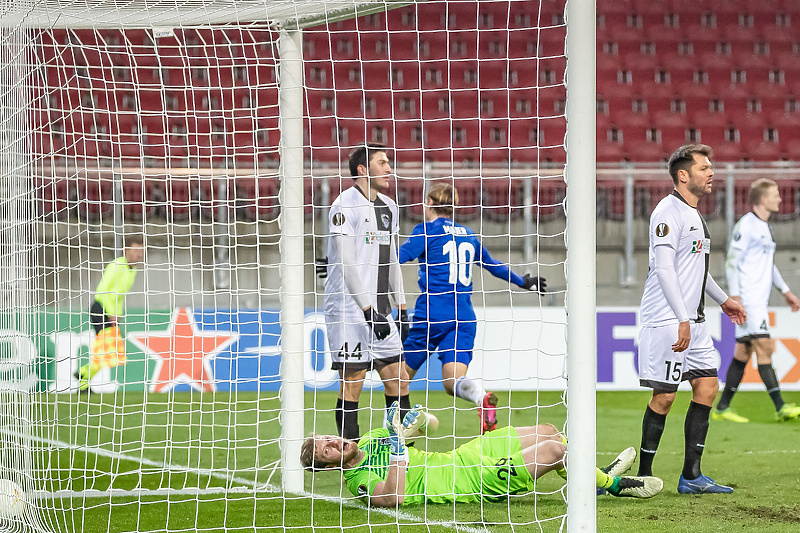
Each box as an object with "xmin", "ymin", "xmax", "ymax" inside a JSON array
[{"xmin": 4, "ymin": 428, "xmax": 492, "ymax": 533}]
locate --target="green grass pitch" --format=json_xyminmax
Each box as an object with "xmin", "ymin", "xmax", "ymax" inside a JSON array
[{"xmin": 40, "ymin": 390, "xmax": 800, "ymax": 532}]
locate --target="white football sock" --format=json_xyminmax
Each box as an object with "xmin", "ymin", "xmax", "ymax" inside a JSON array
[{"xmin": 453, "ymin": 376, "xmax": 487, "ymax": 406}]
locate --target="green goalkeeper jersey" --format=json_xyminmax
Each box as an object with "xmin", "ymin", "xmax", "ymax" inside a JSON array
[
  {"xmin": 343, "ymin": 427, "xmax": 534, "ymax": 506},
  {"xmin": 94, "ymin": 256, "xmax": 137, "ymax": 317}
]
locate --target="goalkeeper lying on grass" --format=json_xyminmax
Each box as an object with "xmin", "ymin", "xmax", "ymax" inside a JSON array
[{"xmin": 300, "ymin": 402, "xmax": 663, "ymax": 507}]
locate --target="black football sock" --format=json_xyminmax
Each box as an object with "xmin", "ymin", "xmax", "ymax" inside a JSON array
[
  {"xmin": 384, "ymin": 393, "xmax": 411, "ymax": 416},
  {"xmin": 758, "ymin": 364, "xmax": 785, "ymax": 411},
  {"xmin": 682, "ymin": 401, "xmax": 711, "ymax": 480},
  {"xmin": 638, "ymin": 405, "xmax": 667, "ymax": 476},
  {"xmin": 399, "ymin": 394, "xmax": 411, "ymax": 419},
  {"xmin": 341, "ymin": 400, "xmax": 360, "ymax": 440},
  {"xmin": 717, "ymin": 358, "xmax": 747, "ymax": 411},
  {"xmin": 335, "ymin": 398, "xmax": 344, "ymax": 436}
]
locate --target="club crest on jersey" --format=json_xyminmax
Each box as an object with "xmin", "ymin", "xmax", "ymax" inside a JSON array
[
  {"xmin": 380, "ymin": 213, "xmax": 390, "ymax": 228},
  {"xmin": 655, "ymin": 223, "xmax": 669, "ymax": 237},
  {"xmin": 365, "ymin": 231, "xmax": 391, "ymax": 245},
  {"xmin": 332, "ymin": 213, "xmax": 345, "ymax": 226},
  {"xmin": 691, "ymin": 238, "xmax": 711, "ymax": 254}
]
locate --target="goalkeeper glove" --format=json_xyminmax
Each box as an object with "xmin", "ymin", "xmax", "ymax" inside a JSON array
[
  {"xmin": 384, "ymin": 401, "xmax": 408, "ymax": 463},
  {"xmin": 522, "ymin": 274, "xmax": 547, "ymax": 294},
  {"xmin": 315, "ymin": 257, "xmax": 328, "ymax": 279},
  {"xmin": 363, "ymin": 307, "xmax": 391, "ymax": 341},
  {"xmin": 396, "ymin": 309, "xmax": 409, "ymax": 343}
]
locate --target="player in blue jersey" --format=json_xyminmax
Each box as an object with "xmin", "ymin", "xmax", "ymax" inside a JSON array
[{"xmin": 398, "ymin": 183, "xmax": 546, "ymax": 434}]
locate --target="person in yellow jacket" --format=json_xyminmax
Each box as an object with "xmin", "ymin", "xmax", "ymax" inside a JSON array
[{"xmin": 75, "ymin": 236, "xmax": 144, "ymax": 392}]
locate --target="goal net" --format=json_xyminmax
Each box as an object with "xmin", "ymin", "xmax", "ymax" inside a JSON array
[{"xmin": 0, "ymin": 0, "xmax": 595, "ymax": 531}]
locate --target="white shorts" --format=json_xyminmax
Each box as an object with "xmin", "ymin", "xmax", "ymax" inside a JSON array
[
  {"xmin": 638, "ymin": 322, "xmax": 718, "ymax": 392},
  {"xmin": 734, "ymin": 305, "xmax": 770, "ymax": 342},
  {"xmin": 326, "ymin": 312, "xmax": 403, "ymax": 371}
]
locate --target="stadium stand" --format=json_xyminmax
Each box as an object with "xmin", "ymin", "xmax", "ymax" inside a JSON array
[{"xmin": 28, "ymin": 0, "xmax": 800, "ymax": 221}]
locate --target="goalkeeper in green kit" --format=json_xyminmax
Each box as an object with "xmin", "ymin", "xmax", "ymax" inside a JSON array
[
  {"xmin": 75, "ymin": 236, "xmax": 144, "ymax": 392},
  {"xmin": 300, "ymin": 403, "xmax": 663, "ymax": 507}
]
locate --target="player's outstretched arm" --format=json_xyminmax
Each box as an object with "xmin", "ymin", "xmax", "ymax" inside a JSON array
[
  {"xmin": 370, "ymin": 402, "xmax": 407, "ymax": 507},
  {"xmin": 476, "ymin": 243, "xmax": 530, "ymax": 288}
]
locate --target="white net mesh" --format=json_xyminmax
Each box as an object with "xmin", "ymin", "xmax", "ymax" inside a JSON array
[{"xmin": 1, "ymin": 0, "xmax": 571, "ymax": 530}]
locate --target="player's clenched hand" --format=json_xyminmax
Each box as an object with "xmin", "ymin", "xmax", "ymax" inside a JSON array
[
  {"xmin": 396, "ymin": 309, "xmax": 409, "ymax": 343},
  {"xmin": 721, "ymin": 297, "xmax": 747, "ymax": 325},
  {"xmin": 672, "ymin": 320, "xmax": 690, "ymax": 352},
  {"xmin": 784, "ymin": 291, "xmax": 800, "ymax": 312},
  {"xmin": 522, "ymin": 274, "xmax": 547, "ymax": 293},
  {"xmin": 363, "ymin": 307, "xmax": 391, "ymax": 340}
]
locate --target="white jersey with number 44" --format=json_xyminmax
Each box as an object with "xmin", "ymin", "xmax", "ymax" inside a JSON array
[
  {"xmin": 324, "ymin": 186, "xmax": 400, "ymax": 318},
  {"xmin": 640, "ymin": 192, "xmax": 711, "ymax": 327}
]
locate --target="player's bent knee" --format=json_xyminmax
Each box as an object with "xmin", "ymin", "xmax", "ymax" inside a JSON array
[{"xmin": 650, "ymin": 391, "xmax": 676, "ymax": 414}]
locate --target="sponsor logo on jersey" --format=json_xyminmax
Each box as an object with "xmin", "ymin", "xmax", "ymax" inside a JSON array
[
  {"xmin": 332, "ymin": 213, "xmax": 345, "ymax": 226},
  {"xmin": 655, "ymin": 223, "xmax": 669, "ymax": 237},
  {"xmin": 689, "ymin": 226, "xmax": 699, "ymax": 231},
  {"xmin": 365, "ymin": 231, "xmax": 391, "ymax": 245},
  {"xmin": 690, "ymin": 238, "xmax": 711, "ymax": 254}
]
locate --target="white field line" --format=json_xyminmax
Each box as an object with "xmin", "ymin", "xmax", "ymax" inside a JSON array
[{"xmin": 9, "ymin": 428, "xmax": 492, "ymax": 533}]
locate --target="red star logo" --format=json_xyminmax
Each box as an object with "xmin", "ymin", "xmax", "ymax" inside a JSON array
[{"xmin": 128, "ymin": 308, "xmax": 237, "ymax": 393}]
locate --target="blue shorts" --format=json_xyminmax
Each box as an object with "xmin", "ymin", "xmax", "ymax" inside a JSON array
[{"xmin": 403, "ymin": 317, "xmax": 477, "ymax": 372}]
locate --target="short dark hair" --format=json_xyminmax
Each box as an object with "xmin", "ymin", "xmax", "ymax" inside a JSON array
[
  {"xmin": 667, "ymin": 144, "xmax": 713, "ymax": 185},
  {"xmin": 348, "ymin": 143, "xmax": 390, "ymax": 177},
  {"xmin": 125, "ymin": 234, "xmax": 144, "ymax": 248}
]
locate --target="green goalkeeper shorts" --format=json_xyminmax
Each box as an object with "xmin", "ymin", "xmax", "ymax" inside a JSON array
[{"xmin": 453, "ymin": 426, "xmax": 536, "ymax": 501}]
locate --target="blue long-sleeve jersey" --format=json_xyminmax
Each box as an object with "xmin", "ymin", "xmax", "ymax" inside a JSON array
[{"xmin": 398, "ymin": 217, "xmax": 525, "ymax": 321}]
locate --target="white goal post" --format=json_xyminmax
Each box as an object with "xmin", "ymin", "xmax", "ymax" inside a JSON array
[{"xmin": 0, "ymin": 0, "xmax": 597, "ymax": 531}]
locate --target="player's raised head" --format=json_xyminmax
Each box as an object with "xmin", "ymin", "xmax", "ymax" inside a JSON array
[
  {"xmin": 300, "ymin": 434, "xmax": 356, "ymax": 471},
  {"xmin": 426, "ymin": 182, "xmax": 459, "ymax": 219},
  {"xmin": 748, "ymin": 177, "xmax": 779, "ymax": 207},
  {"xmin": 348, "ymin": 143, "xmax": 392, "ymax": 177},
  {"xmin": 667, "ymin": 144, "xmax": 713, "ymax": 185}
]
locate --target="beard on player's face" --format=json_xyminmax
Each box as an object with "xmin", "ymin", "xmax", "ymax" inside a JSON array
[{"xmin": 686, "ymin": 168, "xmax": 712, "ymax": 197}]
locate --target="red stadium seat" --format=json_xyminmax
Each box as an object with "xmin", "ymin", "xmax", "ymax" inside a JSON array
[
  {"xmin": 35, "ymin": 175, "xmax": 76, "ymax": 219},
  {"xmin": 597, "ymin": 178, "xmax": 627, "ymax": 220},
  {"xmin": 232, "ymin": 176, "xmax": 280, "ymax": 222},
  {"xmin": 76, "ymin": 172, "xmax": 114, "ymax": 222}
]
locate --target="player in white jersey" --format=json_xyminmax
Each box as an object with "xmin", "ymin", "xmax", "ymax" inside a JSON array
[
  {"xmin": 713, "ymin": 178, "xmax": 800, "ymax": 423},
  {"xmin": 636, "ymin": 145, "xmax": 746, "ymax": 495},
  {"xmin": 323, "ymin": 144, "xmax": 410, "ymax": 440}
]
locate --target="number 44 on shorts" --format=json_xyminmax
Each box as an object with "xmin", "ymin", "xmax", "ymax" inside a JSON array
[{"xmin": 337, "ymin": 342, "xmax": 363, "ymax": 360}]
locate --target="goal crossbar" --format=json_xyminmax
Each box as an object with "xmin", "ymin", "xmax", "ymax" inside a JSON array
[{"xmin": 6, "ymin": 0, "xmax": 421, "ymax": 29}]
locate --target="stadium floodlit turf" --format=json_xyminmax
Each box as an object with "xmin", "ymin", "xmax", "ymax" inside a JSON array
[{"xmin": 40, "ymin": 390, "xmax": 800, "ymax": 532}]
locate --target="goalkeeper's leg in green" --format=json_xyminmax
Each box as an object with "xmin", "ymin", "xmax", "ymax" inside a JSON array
[{"xmin": 520, "ymin": 426, "xmax": 663, "ymax": 499}]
